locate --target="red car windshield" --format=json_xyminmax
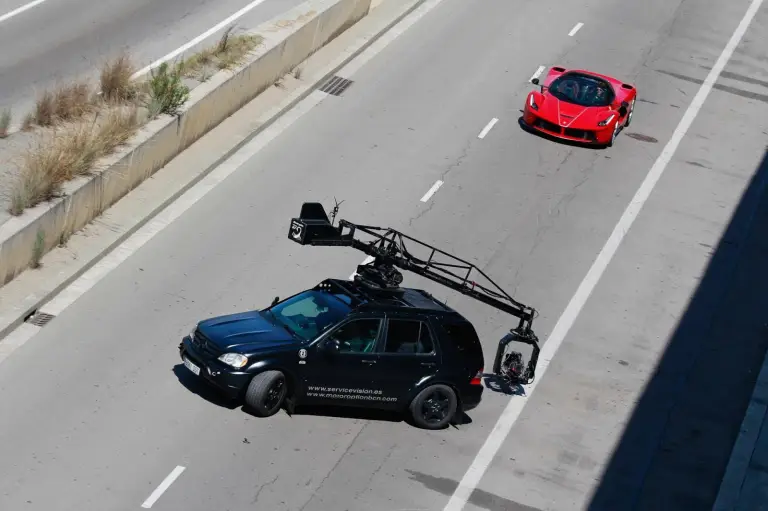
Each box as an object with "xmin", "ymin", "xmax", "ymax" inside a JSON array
[{"xmin": 548, "ymin": 74, "xmax": 614, "ymax": 107}]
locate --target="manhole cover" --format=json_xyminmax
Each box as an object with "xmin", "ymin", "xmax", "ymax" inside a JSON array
[{"xmin": 626, "ymin": 132, "xmax": 658, "ymax": 143}]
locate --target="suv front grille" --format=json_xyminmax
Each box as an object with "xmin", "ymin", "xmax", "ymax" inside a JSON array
[{"xmin": 194, "ymin": 328, "xmax": 223, "ymax": 358}]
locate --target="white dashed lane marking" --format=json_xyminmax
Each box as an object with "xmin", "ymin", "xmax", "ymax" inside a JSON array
[
  {"xmin": 477, "ymin": 118, "xmax": 499, "ymax": 139},
  {"xmin": 420, "ymin": 180, "xmax": 444, "ymax": 203},
  {"xmin": 141, "ymin": 465, "xmax": 186, "ymax": 508},
  {"xmin": 529, "ymin": 65, "xmax": 545, "ymax": 83},
  {"xmin": 568, "ymin": 22, "xmax": 584, "ymax": 36}
]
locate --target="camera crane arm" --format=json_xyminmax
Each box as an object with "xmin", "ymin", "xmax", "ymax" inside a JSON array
[{"xmin": 287, "ymin": 202, "xmax": 541, "ymax": 384}]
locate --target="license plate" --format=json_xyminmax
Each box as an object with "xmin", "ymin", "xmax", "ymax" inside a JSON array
[{"xmin": 183, "ymin": 356, "xmax": 201, "ymax": 376}]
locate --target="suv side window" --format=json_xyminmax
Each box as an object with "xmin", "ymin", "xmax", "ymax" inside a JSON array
[
  {"xmin": 383, "ymin": 319, "xmax": 435, "ymax": 354},
  {"xmin": 327, "ymin": 318, "xmax": 381, "ymax": 353},
  {"xmin": 441, "ymin": 321, "xmax": 480, "ymax": 353}
]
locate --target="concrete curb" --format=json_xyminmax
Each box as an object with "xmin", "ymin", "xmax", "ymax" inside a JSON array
[
  {"xmin": 0, "ymin": 0, "xmax": 372, "ymax": 289},
  {"xmin": 0, "ymin": 0, "xmax": 427, "ymax": 340}
]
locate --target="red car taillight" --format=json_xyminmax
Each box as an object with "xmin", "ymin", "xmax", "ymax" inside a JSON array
[{"xmin": 470, "ymin": 369, "xmax": 483, "ymax": 386}]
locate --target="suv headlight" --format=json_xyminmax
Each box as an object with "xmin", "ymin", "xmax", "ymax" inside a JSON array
[
  {"xmin": 218, "ymin": 353, "xmax": 248, "ymax": 368},
  {"xmin": 597, "ymin": 114, "xmax": 615, "ymax": 127}
]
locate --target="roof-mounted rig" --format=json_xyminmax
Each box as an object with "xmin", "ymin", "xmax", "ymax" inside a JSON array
[{"xmin": 287, "ymin": 201, "xmax": 541, "ymax": 385}]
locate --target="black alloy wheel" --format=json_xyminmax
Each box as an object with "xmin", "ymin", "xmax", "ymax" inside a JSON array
[
  {"xmin": 409, "ymin": 384, "xmax": 458, "ymax": 430},
  {"xmin": 265, "ymin": 378, "xmax": 285, "ymax": 410}
]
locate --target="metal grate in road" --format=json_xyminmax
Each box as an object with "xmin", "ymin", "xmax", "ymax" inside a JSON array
[
  {"xmin": 319, "ymin": 75, "xmax": 354, "ymax": 96},
  {"xmin": 25, "ymin": 311, "xmax": 56, "ymax": 327}
]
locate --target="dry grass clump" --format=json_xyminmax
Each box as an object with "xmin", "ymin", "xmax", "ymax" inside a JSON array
[
  {"xmin": 180, "ymin": 28, "xmax": 263, "ymax": 80},
  {"xmin": 0, "ymin": 109, "xmax": 10, "ymax": 138},
  {"xmin": 9, "ymin": 107, "xmax": 140, "ymax": 215},
  {"xmin": 30, "ymin": 81, "xmax": 97, "ymax": 128},
  {"xmin": 96, "ymin": 107, "xmax": 141, "ymax": 149},
  {"xmin": 19, "ymin": 54, "xmax": 137, "ymax": 133},
  {"xmin": 54, "ymin": 82, "xmax": 95, "ymax": 120},
  {"xmin": 100, "ymin": 53, "xmax": 139, "ymax": 102}
]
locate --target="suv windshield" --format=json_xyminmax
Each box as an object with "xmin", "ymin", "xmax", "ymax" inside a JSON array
[
  {"xmin": 548, "ymin": 73, "xmax": 614, "ymax": 107},
  {"xmin": 267, "ymin": 290, "xmax": 352, "ymax": 341}
]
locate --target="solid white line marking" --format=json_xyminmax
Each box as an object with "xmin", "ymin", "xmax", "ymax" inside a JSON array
[
  {"xmin": 0, "ymin": 0, "xmax": 47, "ymax": 24},
  {"xmin": 477, "ymin": 118, "xmax": 498, "ymax": 139},
  {"xmin": 420, "ymin": 180, "xmax": 443, "ymax": 202},
  {"xmin": 442, "ymin": 0, "xmax": 765, "ymax": 508},
  {"xmin": 712, "ymin": 346, "xmax": 768, "ymax": 510},
  {"xmin": 130, "ymin": 0, "xmax": 269, "ymax": 79},
  {"xmin": 529, "ymin": 66, "xmax": 545, "ymax": 83},
  {"xmin": 141, "ymin": 465, "xmax": 185, "ymax": 508},
  {"xmin": 568, "ymin": 22, "xmax": 584, "ymax": 36}
]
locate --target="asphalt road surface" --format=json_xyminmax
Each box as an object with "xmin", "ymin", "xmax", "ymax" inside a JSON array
[
  {"xmin": 0, "ymin": 0, "xmax": 304, "ymax": 117},
  {"xmin": 1, "ymin": 0, "xmax": 767, "ymax": 510}
]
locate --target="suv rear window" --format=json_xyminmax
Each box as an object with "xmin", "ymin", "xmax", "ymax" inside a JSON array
[{"xmin": 441, "ymin": 321, "xmax": 482, "ymax": 356}]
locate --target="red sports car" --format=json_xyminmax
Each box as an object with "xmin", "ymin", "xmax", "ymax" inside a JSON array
[{"xmin": 521, "ymin": 66, "xmax": 637, "ymax": 147}]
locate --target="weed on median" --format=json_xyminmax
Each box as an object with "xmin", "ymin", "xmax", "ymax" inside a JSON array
[
  {"xmin": 178, "ymin": 28, "xmax": 264, "ymax": 81},
  {"xmin": 147, "ymin": 62, "xmax": 190, "ymax": 117},
  {"xmin": 5, "ymin": 26, "xmax": 264, "ymax": 217},
  {"xmin": 9, "ymin": 107, "xmax": 141, "ymax": 216},
  {"xmin": 0, "ymin": 109, "xmax": 10, "ymax": 138},
  {"xmin": 100, "ymin": 53, "xmax": 140, "ymax": 103},
  {"xmin": 25, "ymin": 81, "xmax": 98, "ymax": 130}
]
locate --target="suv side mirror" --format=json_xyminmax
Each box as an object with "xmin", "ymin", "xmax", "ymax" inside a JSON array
[
  {"xmin": 531, "ymin": 78, "xmax": 539, "ymax": 85},
  {"xmin": 271, "ymin": 296, "xmax": 279, "ymax": 306}
]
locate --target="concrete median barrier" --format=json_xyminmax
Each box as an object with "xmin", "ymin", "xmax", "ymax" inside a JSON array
[{"xmin": 0, "ymin": 0, "xmax": 372, "ymax": 288}]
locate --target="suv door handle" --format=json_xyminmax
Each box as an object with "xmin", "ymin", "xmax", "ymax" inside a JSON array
[
  {"xmin": 361, "ymin": 359, "xmax": 377, "ymax": 365},
  {"xmin": 420, "ymin": 362, "xmax": 436, "ymax": 367}
]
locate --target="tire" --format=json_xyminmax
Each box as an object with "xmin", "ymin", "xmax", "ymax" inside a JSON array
[
  {"xmin": 408, "ymin": 384, "xmax": 458, "ymax": 430},
  {"xmin": 243, "ymin": 370, "xmax": 288, "ymax": 417}
]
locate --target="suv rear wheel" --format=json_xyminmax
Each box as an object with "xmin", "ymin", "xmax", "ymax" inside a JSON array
[
  {"xmin": 409, "ymin": 384, "xmax": 457, "ymax": 430},
  {"xmin": 244, "ymin": 370, "xmax": 287, "ymax": 417}
]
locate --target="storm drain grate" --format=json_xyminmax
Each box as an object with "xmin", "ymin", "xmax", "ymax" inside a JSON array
[
  {"xmin": 319, "ymin": 75, "xmax": 354, "ymax": 96},
  {"xmin": 26, "ymin": 311, "xmax": 56, "ymax": 327}
]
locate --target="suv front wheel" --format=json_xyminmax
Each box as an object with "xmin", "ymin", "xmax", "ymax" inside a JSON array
[
  {"xmin": 409, "ymin": 384, "xmax": 457, "ymax": 430},
  {"xmin": 244, "ymin": 370, "xmax": 288, "ymax": 417}
]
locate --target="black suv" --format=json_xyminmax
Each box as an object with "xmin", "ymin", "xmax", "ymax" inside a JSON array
[{"xmin": 179, "ymin": 278, "xmax": 485, "ymax": 429}]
